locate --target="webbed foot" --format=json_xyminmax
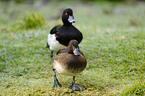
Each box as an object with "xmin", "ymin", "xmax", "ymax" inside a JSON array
[{"xmin": 68, "ymin": 83, "xmax": 82, "ymax": 91}]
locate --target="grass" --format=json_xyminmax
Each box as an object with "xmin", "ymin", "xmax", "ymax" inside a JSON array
[
  {"xmin": 9, "ymin": 10, "xmax": 46, "ymax": 30},
  {"xmin": 0, "ymin": 0, "xmax": 145, "ymax": 95}
]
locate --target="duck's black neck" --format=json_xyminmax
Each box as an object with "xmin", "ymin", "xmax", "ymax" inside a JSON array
[{"xmin": 63, "ymin": 22, "xmax": 72, "ymax": 26}]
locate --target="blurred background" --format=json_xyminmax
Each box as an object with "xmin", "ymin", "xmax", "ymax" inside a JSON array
[{"xmin": 0, "ymin": 0, "xmax": 145, "ymax": 29}]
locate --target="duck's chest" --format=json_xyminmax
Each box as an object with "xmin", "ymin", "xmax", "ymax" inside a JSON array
[
  {"xmin": 56, "ymin": 27, "xmax": 82, "ymax": 46},
  {"xmin": 53, "ymin": 55, "xmax": 86, "ymax": 76}
]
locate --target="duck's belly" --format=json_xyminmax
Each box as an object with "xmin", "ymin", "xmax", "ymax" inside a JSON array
[
  {"xmin": 48, "ymin": 34, "xmax": 65, "ymax": 51},
  {"xmin": 53, "ymin": 60, "xmax": 83, "ymax": 76}
]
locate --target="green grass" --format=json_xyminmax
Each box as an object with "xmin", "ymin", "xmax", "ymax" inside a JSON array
[
  {"xmin": 0, "ymin": 1, "xmax": 145, "ymax": 96},
  {"xmin": 9, "ymin": 10, "xmax": 46, "ymax": 30}
]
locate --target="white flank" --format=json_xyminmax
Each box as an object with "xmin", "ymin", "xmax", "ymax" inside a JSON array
[
  {"xmin": 48, "ymin": 34, "xmax": 65, "ymax": 51},
  {"xmin": 53, "ymin": 60, "xmax": 81, "ymax": 76}
]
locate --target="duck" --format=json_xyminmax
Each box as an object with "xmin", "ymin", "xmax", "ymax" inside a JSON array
[
  {"xmin": 47, "ymin": 8, "xmax": 83, "ymax": 59},
  {"xmin": 52, "ymin": 40, "xmax": 87, "ymax": 91}
]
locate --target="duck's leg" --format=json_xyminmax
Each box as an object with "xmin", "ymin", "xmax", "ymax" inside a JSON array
[
  {"xmin": 52, "ymin": 69, "xmax": 61, "ymax": 88},
  {"xmin": 46, "ymin": 42, "xmax": 53, "ymax": 59},
  {"xmin": 68, "ymin": 76, "xmax": 82, "ymax": 91}
]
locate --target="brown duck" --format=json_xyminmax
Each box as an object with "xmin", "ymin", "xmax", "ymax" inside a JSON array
[{"xmin": 52, "ymin": 40, "xmax": 87, "ymax": 91}]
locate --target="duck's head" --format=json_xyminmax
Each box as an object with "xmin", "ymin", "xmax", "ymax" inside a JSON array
[
  {"xmin": 67, "ymin": 40, "xmax": 80, "ymax": 56},
  {"xmin": 62, "ymin": 8, "xmax": 75, "ymax": 25}
]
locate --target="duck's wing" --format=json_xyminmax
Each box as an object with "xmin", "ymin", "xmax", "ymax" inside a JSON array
[
  {"xmin": 50, "ymin": 25, "xmax": 62, "ymax": 34},
  {"xmin": 57, "ymin": 48, "xmax": 67, "ymax": 55}
]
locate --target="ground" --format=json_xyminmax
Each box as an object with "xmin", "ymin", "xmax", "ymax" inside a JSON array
[{"xmin": 0, "ymin": 1, "xmax": 145, "ymax": 96}]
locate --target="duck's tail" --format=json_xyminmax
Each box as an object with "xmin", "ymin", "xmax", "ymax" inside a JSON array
[{"xmin": 46, "ymin": 41, "xmax": 49, "ymax": 48}]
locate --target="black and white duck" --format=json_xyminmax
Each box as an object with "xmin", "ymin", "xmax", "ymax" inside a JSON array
[{"xmin": 47, "ymin": 8, "xmax": 83, "ymax": 59}]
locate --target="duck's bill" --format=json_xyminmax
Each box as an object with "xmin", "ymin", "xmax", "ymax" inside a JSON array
[
  {"xmin": 73, "ymin": 48, "xmax": 80, "ymax": 56},
  {"xmin": 68, "ymin": 16, "xmax": 75, "ymax": 23}
]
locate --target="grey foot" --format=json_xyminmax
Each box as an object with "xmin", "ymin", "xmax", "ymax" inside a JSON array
[{"xmin": 68, "ymin": 83, "xmax": 82, "ymax": 91}]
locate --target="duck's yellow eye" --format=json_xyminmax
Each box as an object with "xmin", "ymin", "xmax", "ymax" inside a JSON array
[{"xmin": 65, "ymin": 13, "xmax": 67, "ymax": 15}]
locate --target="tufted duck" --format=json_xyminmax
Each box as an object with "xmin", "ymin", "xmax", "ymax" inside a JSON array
[
  {"xmin": 47, "ymin": 8, "xmax": 83, "ymax": 59},
  {"xmin": 52, "ymin": 40, "xmax": 87, "ymax": 91}
]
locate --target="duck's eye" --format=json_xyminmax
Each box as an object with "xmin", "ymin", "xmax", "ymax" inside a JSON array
[{"xmin": 65, "ymin": 13, "xmax": 67, "ymax": 15}]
